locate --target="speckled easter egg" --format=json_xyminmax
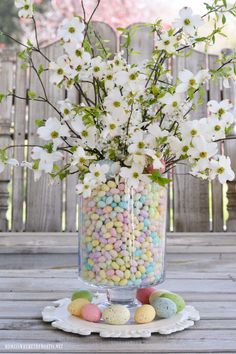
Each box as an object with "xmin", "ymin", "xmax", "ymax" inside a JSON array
[
  {"xmin": 102, "ymin": 305, "xmax": 130, "ymax": 325},
  {"xmin": 67, "ymin": 298, "xmax": 90, "ymax": 317},
  {"xmin": 134, "ymin": 304, "xmax": 156, "ymax": 324},
  {"xmin": 152, "ymin": 298, "xmax": 177, "ymax": 319},
  {"xmin": 160, "ymin": 292, "xmax": 185, "ymax": 313},
  {"xmin": 71, "ymin": 290, "xmax": 93, "ymax": 302},
  {"xmin": 136, "ymin": 287, "xmax": 156, "ymax": 304},
  {"xmin": 149, "ymin": 289, "xmax": 171, "ymax": 305},
  {"xmin": 80, "ymin": 303, "xmax": 102, "ymax": 323}
]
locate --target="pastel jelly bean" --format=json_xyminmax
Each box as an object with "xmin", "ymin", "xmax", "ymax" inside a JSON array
[{"xmin": 79, "ymin": 179, "xmax": 166, "ymax": 288}]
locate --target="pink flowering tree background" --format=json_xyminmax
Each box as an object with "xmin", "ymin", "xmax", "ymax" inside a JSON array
[{"xmin": 27, "ymin": 0, "xmax": 159, "ymax": 45}]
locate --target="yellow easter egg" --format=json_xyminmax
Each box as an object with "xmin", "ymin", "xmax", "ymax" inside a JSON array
[
  {"xmin": 67, "ymin": 298, "xmax": 90, "ymax": 317},
  {"xmin": 134, "ymin": 305, "xmax": 156, "ymax": 324}
]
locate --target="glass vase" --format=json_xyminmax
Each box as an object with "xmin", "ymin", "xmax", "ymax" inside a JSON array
[{"xmin": 78, "ymin": 178, "xmax": 167, "ymax": 307}]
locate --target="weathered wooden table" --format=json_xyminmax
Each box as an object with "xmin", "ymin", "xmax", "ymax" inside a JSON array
[{"xmin": 0, "ymin": 232, "xmax": 236, "ymax": 353}]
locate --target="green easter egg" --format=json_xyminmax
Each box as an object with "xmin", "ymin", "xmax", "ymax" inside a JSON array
[
  {"xmin": 71, "ymin": 290, "xmax": 93, "ymax": 302},
  {"xmin": 160, "ymin": 292, "xmax": 185, "ymax": 313}
]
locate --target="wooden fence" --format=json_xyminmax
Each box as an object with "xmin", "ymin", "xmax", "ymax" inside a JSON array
[{"xmin": 0, "ymin": 22, "xmax": 236, "ymax": 233}]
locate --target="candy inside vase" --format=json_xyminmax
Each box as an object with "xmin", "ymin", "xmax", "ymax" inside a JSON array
[{"xmin": 78, "ymin": 178, "xmax": 167, "ymax": 306}]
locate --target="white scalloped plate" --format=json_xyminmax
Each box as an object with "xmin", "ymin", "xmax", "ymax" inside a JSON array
[{"xmin": 42, "ymin": 295, "xmax": 200, "ymax": 338}]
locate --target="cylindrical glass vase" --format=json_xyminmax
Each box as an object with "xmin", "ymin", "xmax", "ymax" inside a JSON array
[{"xmin": 78, "ymin": 178, "xmax": 167, "ymax": 306}]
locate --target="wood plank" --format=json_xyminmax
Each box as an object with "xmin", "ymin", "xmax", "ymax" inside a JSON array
[
  {"xmin": 1, "ymin": 318, "xmax": 236, "ymax": 331},
  {"xmin": 26, "ymin": 43, "xmax": 64, "ymax": 231},
  {"xmin": 173, "ymin": 50, "xmax": 210, "ymax": 232},
  {"xmin": 0, "ymin": 291, "xmax": 235, "ymax": 302},
  {"xmin": 0, "ymin": 50, "xmax": 15, "ymax": 232},
  {"xmin": 0, "ymin": 330, "xmax": 236, "ymax": 353},
  {"xmin": 0, "ymin": 277, "xmax": 235, "ymax": 293},
  {"xmin": 65, "ymin": 87, "xmax": 79, "ymax": 232},
  {"xmin": 12, "ymin": 56, "xmax": 28, "ymax": 232},
  {"xmin": 208, "ymin": 54, "xmax": 223, "ymax": 232},
  {"xmin": 120, "ymin": 23, "xmax": 154, "ymax": 65},
  {"xmin": 222, "ymin": 51, "xmax": 236, "ymax": 232}
]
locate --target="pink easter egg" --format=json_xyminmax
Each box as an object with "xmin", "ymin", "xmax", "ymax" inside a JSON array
[
  {"xmin": 81, "ymin": 304, "xmax": 102, "ymax": 323},
  {"xmin": 136, "ymin": 287, "xmax": 156, "ymax": 304}
]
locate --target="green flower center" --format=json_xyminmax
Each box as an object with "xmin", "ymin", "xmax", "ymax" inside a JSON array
[
  {"xmin": 57, "ymin": 68, "xmax": 64, "ymax": 75},
  {"xmin": 51, "ymin": 131, "xmax": 59, "ymax": 139},
  {"xmin": 107, "ymin": 74, "xmax": 113, "ymax": 80},
  {"xmin": 79, "ymin": 157, "xmax": 86, "ymax": 164},
  {"xmin": 191, "ymin": 129, "xmax": 197, "ymax": 136},
  {"xmin": 113, "ymin": 101, "xmax": 121, "ymax": 108},
  {"xmin": 182, "ymin": 146, "xmax": 189, "ymax": 153},
  {"xmin": 133, "ymin": 172, "xmax": 139, "ymax": 178},
  {"xmin": 215, "ymin": 125, "xmax": 221, "ymax": 131},
  {"xmin": 94, "ymin": 66, "xmax": 100, "ymax": 72},
  {"xmin": 217, "ymin": 167, "xmax": 225, "ymax": 174},
  {"xmin": 199, "ymin": 152, "xmax": 207, "ymax": 158},
  {"xmin": 184, "ymin": 18, "xmax": 191, "ymax": 25},
  {"xmin": 82, "ymin": 130, "xmax": 88, "ymax": 137},
  {"xmin": 94, "ymin": 171, "xmax": 100, "ymax": 177},
  {"xmin": 68, "ymin": 27, "xmax": 76, "ymax": 33},
  {"xmin": 189, "ymin": 79, "xmax": 196, "ymax": 86},
  {"xmin": 75, "ymin": 49, "xmax": 82, "ymax": 57},
  {"xmin": 24, "ymin": 4, "xmax": 30, "ymax": 10},
  {"xmin": 129, "ymin": 73, "xmax": 136, "ymax": 80},
  {"xmin": 109, "ymin": 124, "xmax": 116, "ymax": 130},
  {"xmin": 164, "ymin": 40, "xmax": 170, "ymax": 45},
  {"xmin": 218, "ymin": 108, "xmax": 225, "ymax": 117},
  {"xmin": 64, "ymin": 108, "xmax": 69, "ymax": 115},
  {"xmin": 138, "ymin": 142, "xmax": 145, "ymax": 149},
  {"xmin": 172, "ymin": 101, "xmax": 178, "ymax": 107},
  {"xmin": 76, "ymin": 65, "xmax": 82, "ymax": 71}
]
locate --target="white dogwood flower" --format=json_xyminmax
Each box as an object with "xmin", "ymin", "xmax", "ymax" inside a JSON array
[
  {"xmin": 188, "ymin": 136, "xmax": 218, "ymax": 169},
  {"xmin": 208, "ymin": 99, "xmax": 234, "ymax": 125},
  {"xmin": 0, "ymin": 158, "xmax": 19, "ymax": 174},
  {"xmin": 120, "ymin": 164, "xmax": 148, "ymax": 188},
  {"xmin": 49, "ymin": 56, "xmax": 73, "ymax": 85},
  {"xmin": 102, "ymin": 115, "xmax": 122, "ymax": 139},
  {"xmin": 58, "ymin": 99, "xmax": 76, "ymax": 121},
  {"xmin": 37, "ymin": 117, "xmax": 70, "ymax": 149},
  {"xmin": 216, "ymin": 155, "xmax": 235, "ymax": 183},
  {"xmin": 71, "ymin": 147, "xmax": 95, "ymax": 167},
  {"xmin": 156, "ymin": 32, "xmax": 178, "ymax": 53},
  {"xmin": 58, "ymin": 17, "xmax": 85, "ymax": 44},
  {"xmin": 31, "ymin": 147, "xmax": 63, "ymax": 175},
  {"xmin": 103, "ymin": 88, "xmax": 128, "ymax": 123},
  {"xmin": 159, "ymin": 92, "xmax": 182, "ymax": 114},
  {"xmin": 173, "ymin": 7, "xmax": 203, "ymax": 36},
  {"xmin": 15, "ymin": 0, "xmax": 34, "ymax": 18},
  {"xmin": 71, "ymin": 116, "xmax": 97, "ymax": 148},
  {"xmin": 176, "ymin": 69, "xmax": 210, "ymax": 93},
  {"xmin": 86, "ymin": 163, "xmax": 109, "ymax": 184},
  {"xmin": 209, "ymin": 156, "xmax": 235, "ymax": 184},
  {"xmin": 76, "ymin": 178, "xmax": 96, "ymax": 197}
]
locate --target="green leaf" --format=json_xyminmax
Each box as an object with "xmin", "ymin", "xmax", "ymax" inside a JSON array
[
  {"xmin": 38, "ymin": 64, "xmax": 44, "ymax": 76},
  {"xmin": 0, "ymin": 148, "xmax": 7, "ymax": 163},
  {"xmin": 149, "ymin": 170, "xmax": 172, "ymax": 186},
  {"xmin": 0, "ymin": 92, "xmax": 5, "ymax": 103},
  {"xmin": 222, "ymin": 14, "xmax": 226, "ymax": 24},
  {"xmin": 28, "ymin": 90, "xmax": 37, "ymax": 99},
  {"xmin": 21, "ymin": 63, "xmax": 28, "ymax": 70},
  {"xmin": 35, "ymin": 119, "xmax": 45, "ymax": 127},
  {"xmin": 44, "ymin": 143, "xmax": 54, "ymax": 153},
  {"xmin": 27, "ymin": 39, "xmax": 33, "ymax": 48}
]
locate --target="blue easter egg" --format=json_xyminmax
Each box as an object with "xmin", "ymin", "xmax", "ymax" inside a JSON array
[{"xmin": 152, "ymin": 298, "xmax": 177, "ymax": 319}]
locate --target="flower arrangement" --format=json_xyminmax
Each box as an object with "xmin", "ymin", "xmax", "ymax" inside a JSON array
[{"xmin": 0, "ymin": 0, "xmax": 236, "ymax": 196}]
